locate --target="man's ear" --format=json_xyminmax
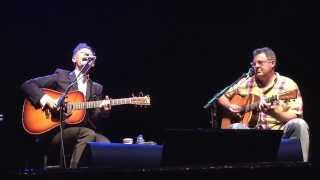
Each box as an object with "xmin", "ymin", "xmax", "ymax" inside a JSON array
[
  {"xmin": 72, "ymin": 56, "xmax": 76, "ymax": 63},
  {"xmin": 271, "ymin": 60, "xmax": 276, "ymax": 68}
]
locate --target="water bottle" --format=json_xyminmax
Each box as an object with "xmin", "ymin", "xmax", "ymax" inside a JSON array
[
  {"xmin": 0, "ymin": 114, "xmax": 3, "ymax": 122},
  {"xmin": 136, "ymin": 134, "xmax": 145, "ymax": 144}
]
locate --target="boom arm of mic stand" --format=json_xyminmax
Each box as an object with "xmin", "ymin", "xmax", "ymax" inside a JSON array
[
  {"xmin": 203, "ymin": 85, "xmax": 231, "ymax": 109},
  {"xmin": 203, "ymin": 72, "xmax": 248, "ymax": 129},
  {"xmin": 203, "ymin": 85, "xmax": 231, "ymax": 129},
  {"xmin": 203, "ymin": 72, "xmax": 248, "ymax": 109}
]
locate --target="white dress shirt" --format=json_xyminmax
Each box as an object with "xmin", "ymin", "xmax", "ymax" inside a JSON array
[{"xmin": 74, "ymin": 69, "xmax": 88, "ymax": 97}]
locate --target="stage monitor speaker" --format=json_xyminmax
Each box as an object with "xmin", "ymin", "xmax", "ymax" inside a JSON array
[
  {"xmin": 161, "ymin": 129, "xmax": 283, "ymax": 166},
  {"xmin": 277, "ymin": 138, "xmax": 303, "ymax": 161},
  {"xmin": 84, "ymin": 142, "xmax": 163, "ymax": 168}
]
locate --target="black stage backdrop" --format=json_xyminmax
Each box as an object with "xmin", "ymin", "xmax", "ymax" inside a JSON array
[{"xmin": 1, "ymin": 0, "xmax": 318, "ymax": 168}]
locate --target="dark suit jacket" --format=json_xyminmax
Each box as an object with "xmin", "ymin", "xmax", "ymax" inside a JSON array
[{"xmin": 21, "ymin": 68, "xmax": 110, "ymax": 131}]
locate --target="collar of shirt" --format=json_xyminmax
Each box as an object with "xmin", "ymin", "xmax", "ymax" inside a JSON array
[
  {"xmin": 74, "ymin": 68, "xmax": 89, "ymax": 83},
  {"xmin": 74, "ymin": 69, "xmax": 88, "ymax": 97}
]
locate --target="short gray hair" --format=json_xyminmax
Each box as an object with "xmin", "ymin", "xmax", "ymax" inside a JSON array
[
  {"xmin": 252, "ymin": 47, "xmax": 276, "ymax": 61},
  {"xmin": 72, "ymin": 42, "xmax": 95, "ymax": 56}
]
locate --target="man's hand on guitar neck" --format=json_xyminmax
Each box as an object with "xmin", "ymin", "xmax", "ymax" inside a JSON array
[
  {"xmin": 99, "ymin": 95, "xmax": 111, "ymax": 111},
  {"xmin": 258, "ymin": 97, "xmax": 298, "ymax": 123}
]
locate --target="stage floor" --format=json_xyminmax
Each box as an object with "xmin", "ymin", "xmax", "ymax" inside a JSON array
[{"xmin": 6, "ymin": 162, "xmax": 316, "ymax": 180}]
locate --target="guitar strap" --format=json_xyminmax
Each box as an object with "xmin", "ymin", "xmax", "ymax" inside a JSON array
[
  {"xmin": 264, "ymin": 80, "xmax": 277, "ymax": 95},
  {"xmin": 262, "ymin": 74, "xmax": 278, "ymax": 95},
  {"xmin": 247, "ymin": 77, "xmax": 255, "ymax": 95}
]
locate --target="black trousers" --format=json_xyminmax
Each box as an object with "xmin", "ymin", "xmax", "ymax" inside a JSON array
[{"xmin": 50, "ymin": 126, "xmax": 110, "ymax": 168}]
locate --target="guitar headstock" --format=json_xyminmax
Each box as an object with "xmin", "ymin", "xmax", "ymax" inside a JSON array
[
  {"xmin": 279, "ymin": 89, "xmax": 298, "ymax": 101},
  {"xmin": 269, "ymin": 89, "xmax": 298, "ymax": 103},
  {"xmin": 130, "ymin": 92, "xmax": 151, "ymax": 106}
]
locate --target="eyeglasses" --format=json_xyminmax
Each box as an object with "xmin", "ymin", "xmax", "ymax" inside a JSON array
[{"xmin": 250, "ymin": 60, "xmax": 272, "ymax": 67}]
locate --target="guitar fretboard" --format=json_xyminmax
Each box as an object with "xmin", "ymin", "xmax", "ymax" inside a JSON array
[
  {"xmin": 67, "ymin": 98, "xmax": 136, "ymax": 110},
  {"xmin": 241, "ymin": 95, "xmax": 277, "ymax": 113}
]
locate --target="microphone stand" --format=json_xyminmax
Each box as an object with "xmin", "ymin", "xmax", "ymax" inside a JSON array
[
  {"xmin": 55, "ymin": 59, "xmax": 95, "ymax": 169},
  {"xmin": 203, "ymin": 70, "xmax": 252, "ymax": 129}
]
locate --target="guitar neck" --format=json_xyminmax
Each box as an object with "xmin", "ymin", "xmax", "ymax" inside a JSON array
[
  {"xmin": 68, "ymin": 98, "xmax": 135, "ymax": 110},
  {"xmin": 241, "ymin": 96, "xmax": 276, "ymax": 113}
]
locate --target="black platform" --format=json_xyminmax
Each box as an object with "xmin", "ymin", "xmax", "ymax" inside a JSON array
[
  {"xmin": 7, "ymin": 129, "xmax": 311, "ymax": 179},
  {"xmin": 7, "ymin": 162, "xmax": 315, "ymax": 180},
  {"xmin": 161, "ymin": 129, "xmax": 283, "ymax": 166}
]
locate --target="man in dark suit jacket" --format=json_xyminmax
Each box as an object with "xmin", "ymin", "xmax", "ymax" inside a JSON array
[{"xmin": 21, "ymin": 42, "xmax": 111, "ymax": 168}]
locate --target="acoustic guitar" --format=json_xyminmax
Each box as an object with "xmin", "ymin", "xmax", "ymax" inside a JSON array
[
  {"xmin": 220, "ymin": 89, "xmax": 298, "ymax": 129},
  {"xmin": 22, "ymin": 88, "xmax": 151, "ymax": 135}
]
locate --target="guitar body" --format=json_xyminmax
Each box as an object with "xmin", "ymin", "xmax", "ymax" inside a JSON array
[
  {"xmin": 221, "ymin": 94, "xmax": 260, "ymax": 129},
  {"xmin": 22, "ymin": 88, "xmax": 86, "ymax": 135},
  {"xmin": 22, "ymin": 88, "xmax": 151, "ymax": 135}
]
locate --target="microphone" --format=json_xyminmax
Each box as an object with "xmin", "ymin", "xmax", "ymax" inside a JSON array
[
  {"xmin": 81, "ymin": 56, "xmax": 96, "ymax": 68},
  {"xmin": 246, "ymin": 67, "xmax": 255, "ymax": 77},
  {"xmin": 83, "ymin": 56, "xmax": 96, "ymax": 61}
]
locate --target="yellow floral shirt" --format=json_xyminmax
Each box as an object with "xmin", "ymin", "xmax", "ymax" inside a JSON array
[{"xmin": 224, "ymin": 73, "xmax": 303, "ymax": 130}]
